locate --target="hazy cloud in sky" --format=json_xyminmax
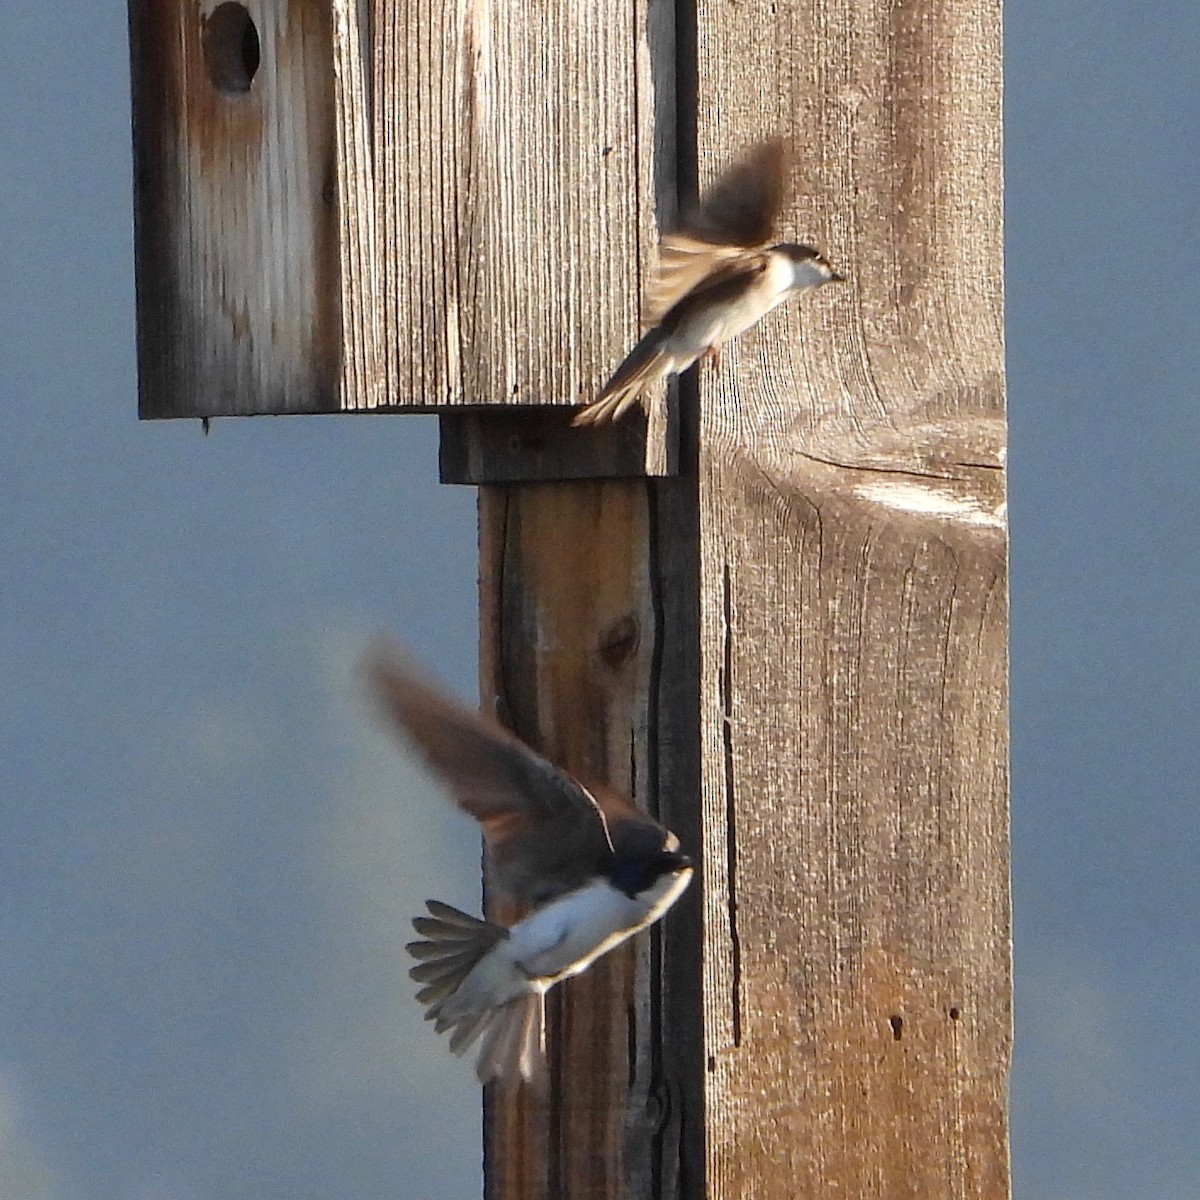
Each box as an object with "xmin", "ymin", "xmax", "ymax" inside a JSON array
[{"xmin": 0, "ymin": 1071, "xmax": 62, "ymax": 1200}]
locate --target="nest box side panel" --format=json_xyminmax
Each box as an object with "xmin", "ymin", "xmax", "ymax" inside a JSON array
[
  {"xmin": 130, "ymin": 0, "xmax": 361, "ymax": 418},
  {"xmin": 373, "ymin": 0, "xmax": 672, "ymax": 438}
]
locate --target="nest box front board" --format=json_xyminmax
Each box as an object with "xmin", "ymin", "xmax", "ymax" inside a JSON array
[{"xmin": 128, "ymin": 0, "xmax": 673, "ymax": 475}]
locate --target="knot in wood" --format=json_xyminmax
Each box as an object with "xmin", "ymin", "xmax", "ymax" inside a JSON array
[
  {"xmin": 643, "ymin": 1077, "xmax": 672, "ymax": 1132},
  {"xmin": 598, "ymin": 613, "xmax": 640, "ymax": 669}
]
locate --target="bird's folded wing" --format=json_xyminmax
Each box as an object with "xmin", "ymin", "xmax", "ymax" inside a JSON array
[{"xmin": 642, "ymin": 237, "xmax": 759, "ymax": 326}]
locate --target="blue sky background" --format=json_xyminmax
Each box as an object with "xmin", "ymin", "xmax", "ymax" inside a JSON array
[{"xmin": 2, "ymin": 2, "xmax": 1197, "ymax": 1197}]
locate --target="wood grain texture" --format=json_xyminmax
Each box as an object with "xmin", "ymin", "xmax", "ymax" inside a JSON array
[
  {"xmin": 130, "ymin": 0, "xmax": 379, "ymax": 418},
  {"xmin": 438, "ymin": 397, "xmax": 677, "ymax": 484},
  {"xmin": 478, "ymin": 478, "xmax": 701, "ymax": 1200},
  {"xmin": 438, "ymin": 408, "xmax": 666, "ymax": 485},
  {"xmin": 130, "ymin": 0, "xmax": 676, "ymax": 464},
  {"xmin": 331, "ymin": 0, "xmax": 384, "ymax": 411},
  {"xmin": 693, "ymin": 0, "xmax": 1009, "ymax": 1196},
  {"xmin": 372, "ymin": 0, "xmax": 675, "ymax": 457}
]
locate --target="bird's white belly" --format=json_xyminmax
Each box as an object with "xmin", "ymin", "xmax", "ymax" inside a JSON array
[
  {"xmin": 444, "ymin": 869, "xmax": 692, "ymax": 1021},
  {"xmin": 668, "ymin": 259, "xmax": 795, "ymax": 361},
  {"xmin": 508, "ymin": 880, "xmax": 649, "ymax": 982}
]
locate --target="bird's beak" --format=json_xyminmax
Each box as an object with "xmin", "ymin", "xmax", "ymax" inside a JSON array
[{"xmin": 829, "ymin": 271, "xmax": 847, "ymax": 283}]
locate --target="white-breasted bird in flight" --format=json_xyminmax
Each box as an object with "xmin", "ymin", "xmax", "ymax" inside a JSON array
[{"xmin": 367, "ymin": 648, "xmax": 693, "ymax": 1085}]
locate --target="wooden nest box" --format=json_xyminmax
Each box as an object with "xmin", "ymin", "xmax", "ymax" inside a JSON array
[{"xmin": 127, "ymin": 0, "xmax": 674, "ymax": 479}]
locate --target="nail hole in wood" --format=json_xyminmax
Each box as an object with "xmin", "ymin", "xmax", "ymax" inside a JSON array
[
  {"xmin": 706, "ymin": 1055, "xmax": 716, "ymax": 1073},
  {"xmin": 949, "ymin": 1006, "xmax": 960, "ymax": 1021},
  {"xmin": 203, "ymin": 3, "xmax": 261, "ymax": 96},
  {"xmin": 889, "ymin": 1014, "xmax": 903, "ymax": 1040}
]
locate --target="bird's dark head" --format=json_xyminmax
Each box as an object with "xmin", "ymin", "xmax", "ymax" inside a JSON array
[
  {"xmin": 608, "ymin": 845, "xmax": 693, "ymax": 900},
  {"xmin": 776, "ymin": 242, "xmax": 845, "ymax": 287}
]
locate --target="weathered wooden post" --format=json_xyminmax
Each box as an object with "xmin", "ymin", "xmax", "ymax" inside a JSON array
[
  {"xmin": 687, "ymin": 1, "xmax": 1010, "ymax": 1191},
  {"xmin": 127, "ymin": 0, "xmax": 1008, "ymax": 1196}
]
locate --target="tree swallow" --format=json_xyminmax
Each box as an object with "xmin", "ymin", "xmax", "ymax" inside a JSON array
[
  {"xmin": 572, "ymin": 137, "xmax": 845, "ymax": 426},
  {"xmin": 366, "ymin": 648, "xmax": 694, "ymax": 1085}
]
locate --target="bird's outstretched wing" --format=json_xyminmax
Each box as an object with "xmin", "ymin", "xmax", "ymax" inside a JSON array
[
  {"xmin": 366, "ymin": 645, "xmax": 659, "ymax": 905},
  {"xmin": 642, "ymin": 138, "xmax": 789, "ymax": 325}
]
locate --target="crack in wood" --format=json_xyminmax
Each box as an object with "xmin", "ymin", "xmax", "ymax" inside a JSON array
[
  {"xmin": 720, "ymin": 561, "xmax": 743, "ymax": 1047},
  {"xmin": 494, "ymin": 487, "xmax": 517, "ymax": 732},
  {"xmin": 629, "ymin": 724, "xmax": 639, "ymax": 805},
  {"xmin": 646, "ymin": 478, "xmax": 668, "ymax": 823},
  {"xmin": 797, "ymin": 448, "xmax": 1003, "ymax": 483},
  {"xmin": 627, "ymin": 1001, "xmax": 639, "ymax": 1091}
]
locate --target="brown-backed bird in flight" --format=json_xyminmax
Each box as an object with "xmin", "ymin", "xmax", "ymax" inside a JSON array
[{"xmin": 572, "ymin": 137, "xmax": 844, "ymax": 426}]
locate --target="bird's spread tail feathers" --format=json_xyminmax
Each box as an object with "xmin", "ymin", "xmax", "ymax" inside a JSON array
[
  {"xmin": 571, "ymin": 327, "xmax": 669, "ymax": 427},
  {"xmin": 475, "ymin": 991, "xmax": 545, "ymax": 1086},
  {"xmin": 407, "ymin": 900, "xmax": 545, "ymax": 1085}
]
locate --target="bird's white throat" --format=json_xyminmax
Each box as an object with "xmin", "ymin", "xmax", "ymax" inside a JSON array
[{"xmin": 782, "ymin": 254, "xmax": 833, "ymax": 293}]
